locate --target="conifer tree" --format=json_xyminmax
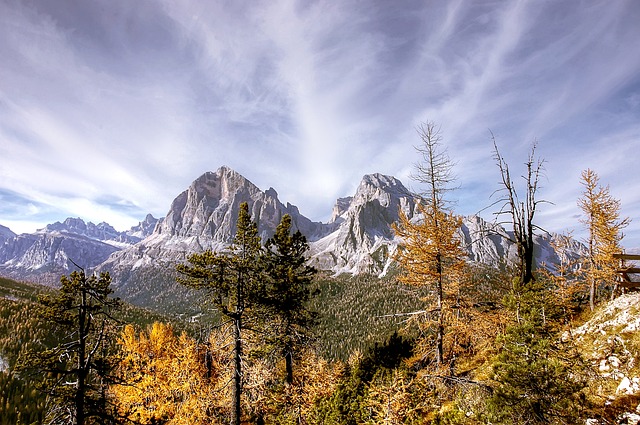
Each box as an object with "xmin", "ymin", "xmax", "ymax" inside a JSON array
[
  {"xmin": 177, "ymin": 202, "xmax": 263, "ymax": 425},
  {"xmin": 578, "ymin": 169, "xmax": 629, "ymax": 310},
  {"xmin": 18, "ymin": 269, "xmax": 121, "ymax": 425},
  {"xmin": 262, "ymin": 214, "xmax": 318, "ymax": 384},
  {"xmin": 485, "ymin": 278, "xmax": 589, "ymax": 424},
  {"xmin": 393, "ymin": 122, "xmax": 466, "ymax": 366}
]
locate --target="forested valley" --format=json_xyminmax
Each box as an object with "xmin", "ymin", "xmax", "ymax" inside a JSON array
[{"xmin": 0, "ymin": 127, "xmax": 637, "ymax": 424}]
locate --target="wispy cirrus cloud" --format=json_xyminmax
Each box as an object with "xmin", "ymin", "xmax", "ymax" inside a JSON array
[{"xmin": 0, "ymin": 0, "xmax": 639, "ymax": 247}]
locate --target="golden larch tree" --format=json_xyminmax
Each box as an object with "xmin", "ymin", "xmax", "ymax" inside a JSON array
[
  {"xmin": 114, "ymin": 322, "xmax": 231, "ymax": 424},
  {"xmin": 578, "ymin": 169, "xmax": 629, "ymax": 310},
  {"xmin": 393, "ymin": 122, "xmax": 466, "ymax": 366}
]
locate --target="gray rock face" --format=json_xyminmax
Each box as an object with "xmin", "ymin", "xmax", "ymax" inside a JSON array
[
  {"xmin": 329, "ymin": 197, "xmax": 353, "ymax": 224},
  {"xmin": 43, "ymin": 217, "xmax": 119, "ymax": 240},
  {"xmin": 0, "ymin": 225, "xmax": 16, "ymax": 245},
  {"xmin": 0, "ymin": 214, "xmax": 161, "ymax": 284},
  {"xmin": 125, "ymin": 214, "xmax": 159, "ymax": 240},
  {"xmin": 458, "ymin": 215, "xmax": 516, "ymax": 266},
  {"xmin": 308, "ymin": 174, "xmax": 587, "ymax": 276},
  {"xmin": 42, "ymin": 217, "xmax": 152, "ymax": 245},
  {"xmin": 308, "ymin": 173, "xmax": 418, "ymax": 275},
  {"xmin": 458, "ymin": 215, "xmax": 588, "ymax": 272},
  {"xmin": 0, "ymin": 231, "xmax": 120, "ymax": 284},
  {"xmin": 100, "ymin": 166, "xmax": 329, "ymax": 294},
  {"xmin": 155, "ymin": 166, "xmax": 324, "ymax": 243}
]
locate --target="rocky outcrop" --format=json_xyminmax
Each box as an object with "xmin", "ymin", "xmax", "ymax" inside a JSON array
[
  {"xmin": 571, "ymin": 293, "xmax": 640, "ymax": 424},
  {"xmin": 328, "ymin": 197, "xmax": 353, "ymax": 224},
  {"xmin": 0, "ymin": 225, "xmax": 15, "ymax": 245},
  {"xmin": 308, "ymin": 173, "xmax": 418, "ymax": 275}
]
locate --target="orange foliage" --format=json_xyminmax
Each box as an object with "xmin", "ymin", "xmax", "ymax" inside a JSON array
[{"xmin": 113, "ymin": 323, "xmax": 231, "ymax": 424}]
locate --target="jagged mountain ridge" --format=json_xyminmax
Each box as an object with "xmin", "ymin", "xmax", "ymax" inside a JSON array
[
  {"xmin": 0, "ymin": 166, "xmax": 585, "ymax": 300},
  {"xmin": 43, "ymin": 216, "xmax": 159, "ymax": 246},
  {"xmin": 101, "ymin": 167, "xmax": 328, "ymax": 272},
  {"xmin": 0, "ymin": 214, "xmax": 158, "ymax": 282},
  {"xmin": 156, "ymin": 166, "xmax": 325, "ymax": 243},
  {"xmin": 308, "ymin": 173, "xmax": 418, "ymax": 274},
  {"xmin": 0, "ymin": 225, "xmax": 15, "ymax": 245},
  {"xmin": 96, "ymin": 166, "xmax": 334, "ymax": 307}
]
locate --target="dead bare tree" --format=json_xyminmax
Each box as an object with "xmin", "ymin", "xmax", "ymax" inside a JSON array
[{"xmin": 491, "ymin": 134, "xmax": 546, "ymax": 286}]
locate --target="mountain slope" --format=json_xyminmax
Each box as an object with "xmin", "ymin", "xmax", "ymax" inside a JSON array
[
  {"xmin": 99, "ymin": 166, "xmax": 330, "ymax": 308},
  {"xmin": 0, "ymin": 232, "xmax": 120, "ymax": 284},
  {"xmin": 308, "ymin": 173, "xmax": 417, "ymax": 274},
  {"xmin": 0, "ymin": 166, "xmax": 587, "ymax": 306},
  {"xmin": 0, "ymin": 225, "xmax": 16, "ymax": 245},
  {"xmin": 0, "ymin": 215, "xmax": 158, "ymax": 284}
]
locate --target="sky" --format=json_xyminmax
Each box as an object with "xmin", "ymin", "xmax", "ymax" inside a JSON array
[{"xmin": 1, "ymin": 0, "xmax": 639, "ymax": 248}]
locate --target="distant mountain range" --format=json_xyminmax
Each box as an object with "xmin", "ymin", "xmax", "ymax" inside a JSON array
[{"xmin": 0, "ymin": 166, "xmax": 586, "ymax": 307}]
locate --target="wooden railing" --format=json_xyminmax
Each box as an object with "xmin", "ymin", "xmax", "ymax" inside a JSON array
[{"xmin": 613, "ymin": 254, "xmax": 640, "ymax": 288}]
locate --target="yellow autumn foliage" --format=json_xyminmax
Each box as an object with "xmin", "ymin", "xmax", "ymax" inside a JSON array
[{"xmin": 113, "ymin": 322, "xmax": 232, "ymax": 424}]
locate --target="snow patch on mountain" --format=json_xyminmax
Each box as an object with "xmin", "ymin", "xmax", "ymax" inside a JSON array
[{"xmin": 0, "ymin": 213, "xmax": 161, "ymax": 283}]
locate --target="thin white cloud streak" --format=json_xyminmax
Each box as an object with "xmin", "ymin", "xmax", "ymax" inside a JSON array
[{"xmin": 260, "ymin": 1, "xmax": 388, "ymax": 212}]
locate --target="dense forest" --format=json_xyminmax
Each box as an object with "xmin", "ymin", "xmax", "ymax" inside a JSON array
[{"xmin": 0, "ymin": 130, "xmax": 636, "ymax": 424}]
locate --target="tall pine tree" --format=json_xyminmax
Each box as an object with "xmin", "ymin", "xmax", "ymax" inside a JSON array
[
  {"xmin": 177, "ymin": 201, "xmax": 263, "ymax": 425},
  {"xmin": 262, "ymin": 214, "xmax": 318, "ymax": 384},
  {"xmin": 18, "ymin": 269, "xmax": 121, "ymax": 425},
  {"xmin": 393, "ymin": 122, "xmax": 466, "ymax": 366}
]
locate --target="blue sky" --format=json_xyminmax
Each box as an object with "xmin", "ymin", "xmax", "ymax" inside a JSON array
[{"xmin": 1, "ymin": 0, "xmax": 639, "ymax": 247}]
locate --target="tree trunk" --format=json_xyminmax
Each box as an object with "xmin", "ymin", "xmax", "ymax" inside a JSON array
[
  {"xmin": 232, "ymin": 316, "xmax": 242, "ymax": 425},
  {"xmin": 285, "ymin": 348, "xmax": 293, "ymax": 384},
  {"xmin": 76, "ymin": 286, "xmax": 87, "ymax": 425},
  {"xmin": 436, "ymin": 253, "xmax": 444, "ymax": 365},
  {"xmin": 589, "ymin": 279, "xmax": 596, "ymax": 312},
  {"xmin": 524, "ymin": 238, "xmax": 535, "ymax": 286}
]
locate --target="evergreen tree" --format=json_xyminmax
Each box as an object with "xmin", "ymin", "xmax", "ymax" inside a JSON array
[
  {"xmin": 485, "ymin": 278, "xmax": 589, "ymax": 424},
  {"xmin": 578, "ymin": 169, "xmax": 629, "ymax": 310},
  {"xmin": 17, "ymin": 269, "xmax": 121, "ymax": 425},
  {"xmin": 177, "ymin": 202, "xmax": 263, "ymax": 425},
  {"xmin": 262, "ymin": 214, "xmax": 318, "ymax": 384}
]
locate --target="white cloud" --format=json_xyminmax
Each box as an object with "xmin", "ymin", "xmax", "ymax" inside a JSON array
[{"xmin": 0, "ymin": 0, "xmax": 639, "ymax": 247}]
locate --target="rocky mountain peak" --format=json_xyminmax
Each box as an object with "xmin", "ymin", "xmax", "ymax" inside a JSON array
[
  {"xmin": 105, "ymin": 166, "xmax": 326, "ymax": 282},
  {"xmin": 41, "ymin": 217, "xmax": 122, "ymax": 241},
  {"xmin": 126, "ymin": 214, "xmax": 159, "ymax": 240},
  {"xmin": 352, "ymin": 173, "xmax": 412, "ymax": 209},
  {"xmin": 156, "ymin": 167, "xmax": 276, "ymax": 241},
  {"xmin": 359, "ymin": 173, "xmax": 405, "ymax": 191},
  {"xmin": 309, "ymin": 173, "xmax": 418, "ymax": 275},
  {"xmin": 329, "ymin": 197, "xmax": 353, "ymax": 224},
  {"xmin": 0, "ymin": 167, "xmax": 590, "ymax": 293},
  {"xmin": 0, "ymin": 225, "xmax": 16, "ymax": 244}
]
